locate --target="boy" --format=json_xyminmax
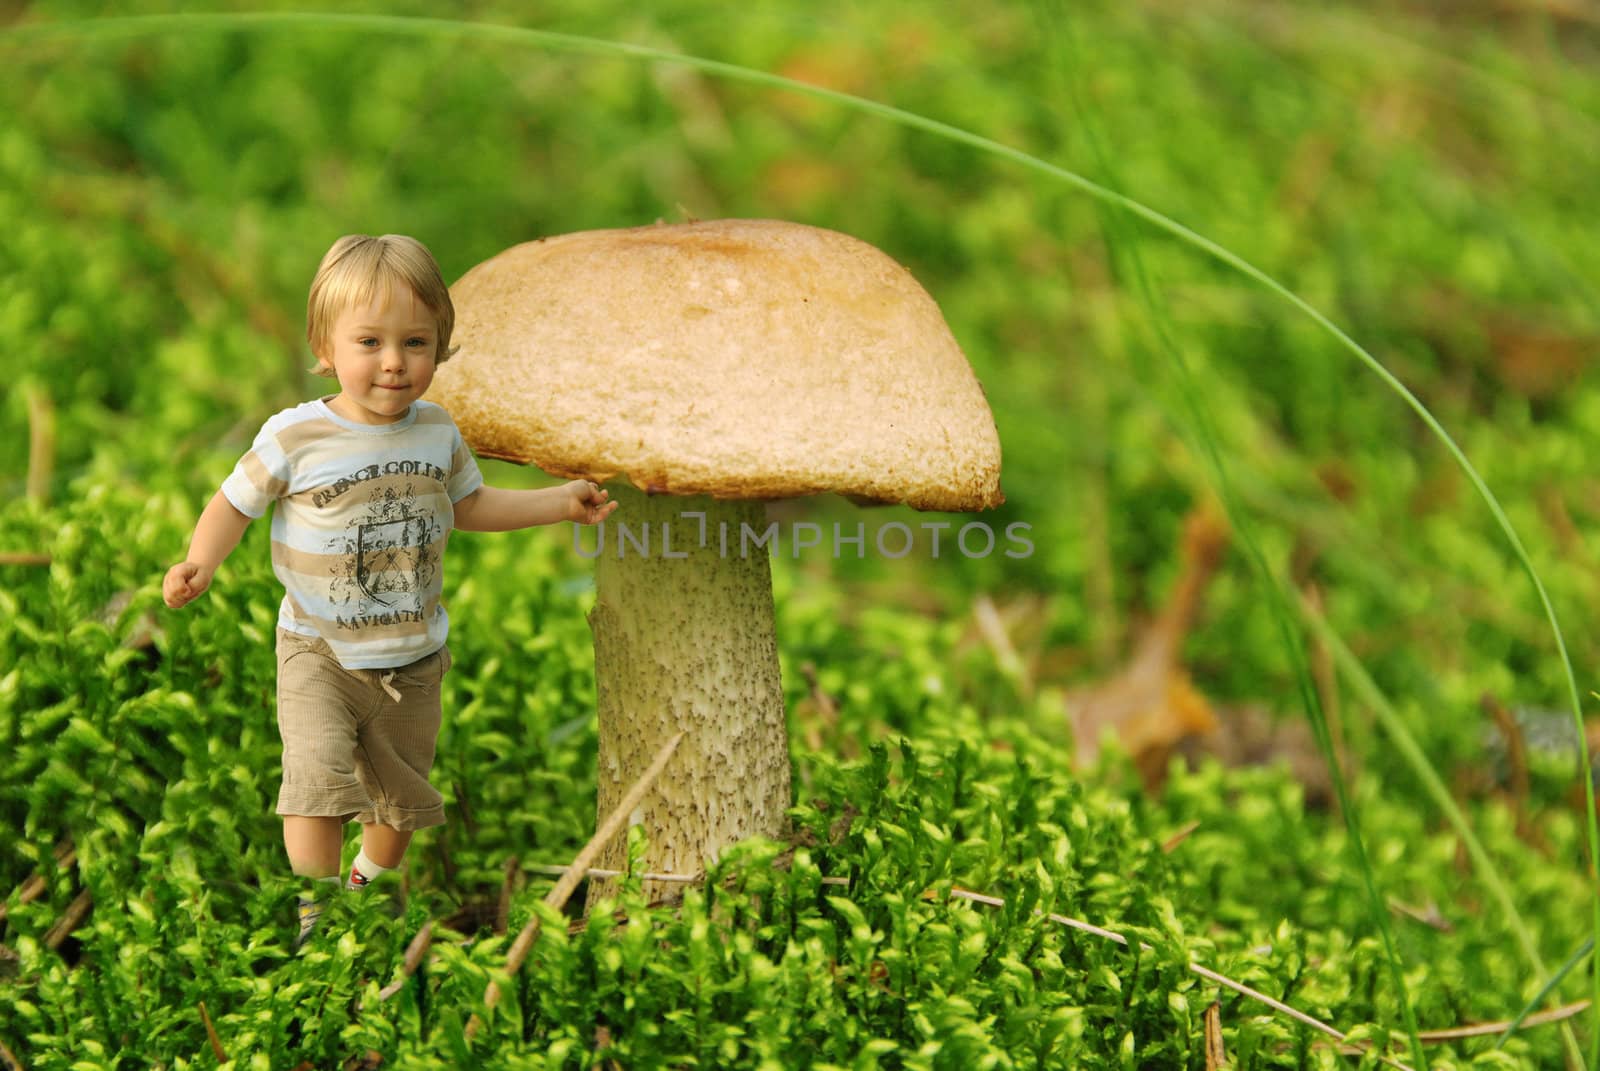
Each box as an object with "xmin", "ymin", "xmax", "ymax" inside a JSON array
[{"xmin": 163, "ymin": 234, "xmax": 616, "ymax": 945}]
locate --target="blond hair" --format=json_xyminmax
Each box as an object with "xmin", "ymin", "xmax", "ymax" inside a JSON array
[{"xmin": 306, "ymin": 234, "xmax": 457, "ymax": 376}]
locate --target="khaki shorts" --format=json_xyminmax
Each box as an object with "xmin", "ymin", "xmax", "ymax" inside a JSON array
[{"xmin": 274, "ymin": 628, "xmax": 451, "ymax": 831}]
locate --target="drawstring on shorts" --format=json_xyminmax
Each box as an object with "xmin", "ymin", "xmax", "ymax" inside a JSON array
[{"xmin": 378, "ymin": 670, "xmax": 402, "ymax": 703}]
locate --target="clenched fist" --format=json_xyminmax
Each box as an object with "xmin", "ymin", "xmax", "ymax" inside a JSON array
[{"xmin": 163, "ymin": 561, "xmax": 216, "ymax": 609}]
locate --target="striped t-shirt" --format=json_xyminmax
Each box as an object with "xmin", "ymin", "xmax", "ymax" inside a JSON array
[{"xmin": 221, "ymin": 398, "xmax": 484, "ymax": 670}]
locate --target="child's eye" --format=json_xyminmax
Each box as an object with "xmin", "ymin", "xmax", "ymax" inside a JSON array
[
  {"xmin": 407, "ymin": 337, "xmax": 429, "ymax": 348},
  {"xmin": 359, "ymin": 338, "xmax": 379, "ymax": 347}
]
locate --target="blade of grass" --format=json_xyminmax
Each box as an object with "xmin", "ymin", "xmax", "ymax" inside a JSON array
[
  {"xmin": 1496, "ymin": 936, "xmax": 1594, "ymax": 1051},
  {"xmin": 1297, "ymin": 591, "xmax": 1548, "ymax": 968},
  {"xmin": 1008, "ymin": 6, "xmax": 1589, "ymax": 1060},
  {"xmin": 1033, "ymin": 5, "xmax": 1423, "ymax": 1064},
  {"xmin": 5, "ymin": 9, "xmax": 1593, "ymax": 1056},
  {"xmin": 1298, "ymin": 588, "xmax": 1586, "ymax": 1066}
]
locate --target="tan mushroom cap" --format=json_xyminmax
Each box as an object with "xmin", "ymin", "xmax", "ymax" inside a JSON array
[{"xmin": 427, "ymin": 218, "xmax": 1004, "ymax": 511}]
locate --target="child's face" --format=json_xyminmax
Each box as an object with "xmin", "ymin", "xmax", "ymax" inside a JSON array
[{"xmin": 316, "ymin": 285, "xmax": 440, "ymax": 425}]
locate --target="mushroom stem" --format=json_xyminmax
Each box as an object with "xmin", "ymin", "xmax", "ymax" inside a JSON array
[{"xmin": 586, "ymin": 483, "xmax": 791, "ymax": 906}]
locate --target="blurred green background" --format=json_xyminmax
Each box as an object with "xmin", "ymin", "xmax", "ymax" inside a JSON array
[
  {"xmin": 4, "ymin": 0, "xmax": 1600, "ymax": 1063},
  {"xmin": 5, "ymin": 0, "xmax": 1596, "ymax": 756}
]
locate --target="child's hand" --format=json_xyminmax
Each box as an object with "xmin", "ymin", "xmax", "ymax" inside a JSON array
[
  {"xmin": 163, "ymin": 561, "xmax": 216, "ymax": 609},
  {"xmin": 567, "ymin": 480, "xmax": 618, "ymax": 525}
]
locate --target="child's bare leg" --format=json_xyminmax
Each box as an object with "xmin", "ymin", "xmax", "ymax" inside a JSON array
[
  {"xmin": 285, "ymin": 814, "xmax": 345, "ymax": 947},
  {"xmin": 360, "ymin": 823, "xmax": 413, "ymax": 868},
  {"xmin": 346, "ymin": 823, "xmax": 412, "ymax": 890},
  {"xmin": 283, "ymin": 815, "xmax": 344, "ymax": 877}
]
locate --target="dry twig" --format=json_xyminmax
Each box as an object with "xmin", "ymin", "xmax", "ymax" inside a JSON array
[
  {"xmin": 1304, "ymin": 583, "xmax": 1349, "ymax": 782},
  {"xmin": 26, "ymin": 384, "xmax": 54, "ymax": 506},
  {"xmin": 43, "ymin": 889, "xmax": 92, "ymax": 952},
  {"xmin": 0, "ymin": 1033, "xmax": 23, "ymax": 1071},
  {"xmin": 377, "ymin": 802, "xmax": 1582, "ymax": 1065},
  {"xmin": 199, "ymin": 1000, "xmax": 226, "ymax": 1063},
  {"xmin": 523, "ymin": 857, "xmax": 848, "ymax": 937},
  {"xmin": 496, "ymin": 855, "xmax": 519, "ymax": 935},
  {"xmin": 508, "ymin": 854, "xmax": 1413, "ymax": 1067},
  {"xmin": 1, "ymin": 839, "xmax": 75, "ymax": 923},
  {"xmin": 1084, "ymin": 439, "xmax": 1118, "ymax": 666},
  {"xmin": 526, "ymin": 864, "xmax": 700, "ymax": 885},
  {"xmin": 466, "ymin": 732, "xmax": 685, "ymax": 1041},
  {"xmin": 1204, "ymin": 1000, "xmax": 1226, "ymax": 1069},
  {"xmin": 940, "ymin": 883, "xmax": 1408, "ymax": 1062},
  {"xmin": 797, "ymin": 661, "xmax": 839, "ymax": 754},
  {"xmin": 375, "ymin": 922, "xmax": 435, "ymax": 1004},
  {"xmin": 1161, "ymin": 820, "xmax": 1201, "ymax": 854},
  {"xmin": 437, "ymin": 825, "xmax": 459, "ymax": 895},
  {"xmin": 954, "ymin": 880, "xmax": 1392, "ymax": 1063},
  {"xmin": 1388, "ymin": 898, "xmax": 1453, "ymax": 933},
  {"xmin": 453, "ymin": 779, "xmax": 479, "ymax": 838},
  {"xmin": 943, "ymin": 883, "xmax": 1413, "ymax": 1070},
  {"xmin": 1483, "ymin": 693, "xmax": 1534, "ymax": 841},
  {"xmin": 0, "ymin": 553, "xmax": 50, "ymax": 567},
  {"xmin": 515, "ymin": 850, "xmax": 1402, "ymax": 1066},
  {"xmin": 1416, "ymin": 998, "xmax": 1590, "ymax": 1042},
  {"xmin": 973, "ymin": 594, "xmax": 1030, "ymax": 698},
  {"xmin": 523, "ymin": 862, "xmax": 853, "ymax": 887}
]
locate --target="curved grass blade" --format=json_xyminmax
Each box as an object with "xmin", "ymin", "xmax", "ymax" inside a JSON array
[
  {"xmin": 1299, "ymin": 591, "xmax": 1587, "ymax": 1068},
  {"xmin": 1031, "ymin": 3, "xmax": 1424, "ymax": 1062},
  {"xmin": 5, "ymin": 9, "xmax": 1594, "ymax": 1060},
  {"xmin": 1496, "ymin": 935, "xmax": 1593, "ymax": 1051}
]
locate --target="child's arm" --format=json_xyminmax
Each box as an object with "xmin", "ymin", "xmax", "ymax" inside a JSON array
[
  {"xmin": 453, "ymin": 479, "xmax": 618, "ymax": 533},
  {"xmin": 163, "ymin": 490, "xmax": 253, "ymax": 609}
]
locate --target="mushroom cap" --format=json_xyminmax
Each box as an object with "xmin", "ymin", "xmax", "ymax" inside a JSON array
[{"xmin": 427, "ymin": 218, "xmax": 1004, "ymax": 511}]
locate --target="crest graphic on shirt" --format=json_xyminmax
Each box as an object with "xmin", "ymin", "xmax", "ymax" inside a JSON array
[
  {"xmin": 357, "ymin": 513, "xmax": 432, "ymax": 602},
  {"xmin": 332, "ymin": 484, "xmax": 441, "ymax": 612}
]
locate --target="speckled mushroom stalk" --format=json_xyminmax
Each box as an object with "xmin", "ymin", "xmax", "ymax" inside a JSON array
[{"xmin": 585, "ymin": 483, "xmax": 789, "ymax": 903}]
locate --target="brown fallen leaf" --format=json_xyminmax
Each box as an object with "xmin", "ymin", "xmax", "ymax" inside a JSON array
[
  {"xmin": 1067, "ymin": 504, "xmax": 1228, "ymax": 787},
  {"xmin": 1066, "ymin": 500, "xmax": 1356, "ymax": 803}
]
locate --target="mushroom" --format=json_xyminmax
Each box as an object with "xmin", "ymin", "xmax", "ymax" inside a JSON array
[{"xmin": 428, "ymin": 219, "xmax": 1003, "ymax": 902}]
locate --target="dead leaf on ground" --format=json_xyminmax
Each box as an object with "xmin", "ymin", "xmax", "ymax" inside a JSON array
[{"xmin": 1065, "ymin": 504, "xmax": 1228, "ymax": 787}]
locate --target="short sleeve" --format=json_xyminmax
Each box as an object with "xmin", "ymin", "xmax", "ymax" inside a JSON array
[
  {"xmin": 446, "ymin": 424, "xmax": 484, "ymax": 504},
  {"xmin": 220, "ymin": 419, "xmax": 291, "ymax": 519}
]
